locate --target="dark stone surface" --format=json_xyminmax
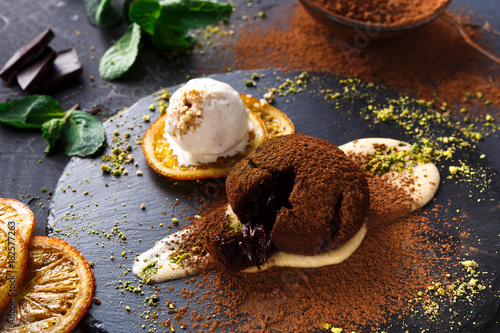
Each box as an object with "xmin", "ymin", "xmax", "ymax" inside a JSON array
[
  {"xmin": 0, "ymin": 0, "xmax": 499, "ymax": 331},
  {"xmin": 49, "ymin": 70, "xmax": 500, "ymax": 332}
]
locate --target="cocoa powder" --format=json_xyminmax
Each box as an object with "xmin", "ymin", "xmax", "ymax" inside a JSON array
[
  {"xmin": 181, "ymin": 174, "xmax": 454, "ymax": 332},
  {"xmin": 306, "ymin": 0, "xmax": 449, "ymax": 27},
  {"xmin": 232, "ymin": 4, "xmax": 500, "ymax": 114},
  {"xmin": 164, "ymin": 152, "xmax": 462, "ymax": 333}
]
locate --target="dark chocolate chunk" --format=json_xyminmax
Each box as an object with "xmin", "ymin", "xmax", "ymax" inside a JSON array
[
  {"xmin": 44, "ymin": 48, "xmax": 83, "ymax": 88},
  {"xmin": 0, "ymin": 28, "xmax": 55, "ymax": 85},
  {"xmin": 16, "ymin": 47, "xmax": 56, "ymax": 93},
  {"xmin": 208, "ymin": 224, "xmax": 274, "ymax": 271}
]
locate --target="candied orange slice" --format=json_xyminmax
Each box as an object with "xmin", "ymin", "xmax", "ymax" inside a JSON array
[
  {"xmin": 0, "ymin": 220, "xmax": 28, "ymax": 311},
  {"xmin": 0, "ymin": 198, "xmax": 35, "ymax": 245},
  {"xmin": 0, "ymin": 236, "xmax": 94, "ymax": 333},
  {"xmin": 239, "ymin": 94, "xmax": 295, "ymax": 138},
  {"xmin": 142, "ymin": 110, "xmax": 267, "ymax": 180}
]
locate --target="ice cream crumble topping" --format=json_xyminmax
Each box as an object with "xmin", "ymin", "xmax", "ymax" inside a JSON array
[{"xmin": 170, "ymin": 90, "xmax": 206, "ymax": 137}]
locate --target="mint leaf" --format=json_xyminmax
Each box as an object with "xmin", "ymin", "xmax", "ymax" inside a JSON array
[
  {"xmin": 42, "ymin": 118, "xmax": 67, "ymax": 154},
  {"xmin": 84, "ymin": 0, "xmax": 122, "ymax": 28},
  {"xmin": 130, "ymin": 0, "xmax": 161, "ymax": 35},
  {"xmin": 61, "ymin": 111, "xmax": 105, "ymax": 157},
  {"xmin": 1, "ymin": 96, "xmax": 106, "ymax": 156},
  {"xmin": 0, "ymin": 95, "xmax": 66, "ymax": 128},
  {"xmin": 99, "ymin": 23, "xmax": 142, "ymax": 80},
  {"xmin": 158, "ymin": 0, "xmax": 232, "ymax": 30}
]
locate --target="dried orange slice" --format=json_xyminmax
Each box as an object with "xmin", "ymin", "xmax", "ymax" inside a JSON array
[
  {"xmin": 0, "ymin": 198, "xmax": 35, "ymax": 245},
  {"xmin": 0, "ymin": 236, "xmax": 94, "ymax": 333},
  {"xmin": 239, "ymin": 94, "xmax": 295, "ymax": 138},
  {"xmin": 142, "ymin": 110, "xmax": 267, "ymax": 180},
  {"xmin": 142, "ymin": 92, "xmax": 295, "ymax": 180},
  {"xmin": 0, "ymin": 219, "xmax": 28, "ymax": 311}
]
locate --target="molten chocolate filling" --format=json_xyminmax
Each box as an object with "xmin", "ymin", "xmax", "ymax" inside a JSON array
[{"xmin": 210, "ymin": 167, "xmax": 299, "ymax": 271}]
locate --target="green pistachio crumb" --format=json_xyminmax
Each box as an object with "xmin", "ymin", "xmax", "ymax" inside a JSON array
[
  {"xmin": 101, "ymin": 164, "xmax": 111, "ymax": 172},
  {"xmin": 244, "ymin": 79, "xmax": 256, "ymax": 87},
  {"xmin": 449, "ymin": 166, "xmax": 459, "ymax": 175}
]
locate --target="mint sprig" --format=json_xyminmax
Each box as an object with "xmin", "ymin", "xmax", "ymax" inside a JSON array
[
  {"xmin": 0, "ymin": 96, "xmax": 106, "ymax": 157},
  {"xmin": 97, "ymin": 0, "xmax": 233, "ymax": 80}
]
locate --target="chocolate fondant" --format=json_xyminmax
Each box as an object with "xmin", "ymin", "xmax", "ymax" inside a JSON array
[{"xmin": 208, "ymin": 134, "xmax": 370, "ymax": 270}]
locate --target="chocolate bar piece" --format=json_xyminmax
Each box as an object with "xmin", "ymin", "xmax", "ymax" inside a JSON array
[
  {"xmin": 0, "ymin": 28, "xmax": 55, "ymax": 85},
  {"xmin": 44, "ymin": 48, "xmax": 83, "ymax": 88},
  {"xmin": 16, "ymin": 47, "xmax": 56, "ymax": 93}
]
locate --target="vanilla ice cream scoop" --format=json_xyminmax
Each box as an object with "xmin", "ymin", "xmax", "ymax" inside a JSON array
[{"xmin": 164, "ymin": 78, "xmax": 251, "ymax": 166}]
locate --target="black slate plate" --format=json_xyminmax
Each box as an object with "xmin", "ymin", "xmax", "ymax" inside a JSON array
[{"xmin": 48, "ymin": 70, "xmax": 500, "ymax": 333}]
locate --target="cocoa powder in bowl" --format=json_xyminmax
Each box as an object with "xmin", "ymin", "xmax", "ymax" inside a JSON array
[{"xmin": 302, "ymin": 0, "xmax": 451, "ymax": 28}]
